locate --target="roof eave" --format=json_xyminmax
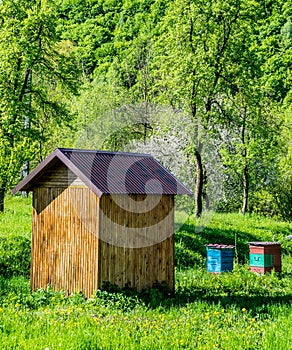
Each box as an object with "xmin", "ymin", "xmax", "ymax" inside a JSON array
[
  {"xmin": 58, "ymin": 152, "xmax": 103, "ymax": 198},
  {"xmin": 11, "ymin": 148, "xmax": 192, "ymax": 198},
  {"xmin": 11, "ymin": 148, "xmax": 103, "ymax": 198},
  {"xmin": 11, "ymin": 149, "xmax": 62, "ymax": 194}
]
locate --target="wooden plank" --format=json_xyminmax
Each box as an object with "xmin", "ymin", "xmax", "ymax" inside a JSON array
[
  {"xmin": 31, "ymin": 186, "xmax": 175, "ymax": 296},
  {"xmin": 31, "ymin": 186, "xmax": 100, "ymax": 297},
  {"xmin": 31, "ymin": 190, "xmax": 37, "ymax": 291},
  {"xmin": 90, "ymin": 189, "xmax": 98, "ymax": 296},
  {"xmin": 34, "ymin": 160, "xmax": 86, "ymax": 188},
  {"xmin": 96, "ymin": 194, "xmax": 175, "ymax": 292}
]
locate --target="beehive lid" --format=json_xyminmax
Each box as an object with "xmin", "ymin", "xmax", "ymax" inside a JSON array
[
  {"xmin": 248, "ymin": 242, "xmax": 281, "ymax": 246},
  {"xmin": 205, "ymin": 244, "xmax": 235, "ymax": 249}
]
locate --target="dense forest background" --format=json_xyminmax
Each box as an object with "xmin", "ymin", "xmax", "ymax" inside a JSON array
[{"xmin": 0, "ymin": 0, "xmax": 291, "ymax": 219}]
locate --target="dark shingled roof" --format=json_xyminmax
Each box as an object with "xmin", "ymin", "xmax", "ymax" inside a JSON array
[{"xmin": 12, "ymin": 148, "xmax": 193, "ymax": 197}]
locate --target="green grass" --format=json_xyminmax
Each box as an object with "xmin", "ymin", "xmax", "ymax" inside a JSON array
[
  {"xmin": 0, "ymin": 195, "xmax": 32, "ymax": 238},
  {"xmin": 175, "ymin": 210, "xmax": 292, "ymax": 268},
  {"xmin": 1, "ymin": 270, "xmax": 292, "ymax": 349},
  {"xmin": 0, "ymin": 196, "xmax": 292, "ymax": 349}
]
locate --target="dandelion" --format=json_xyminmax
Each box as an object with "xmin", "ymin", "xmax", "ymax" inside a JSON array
[{"xmin": 242, "ymin": 308, "xmax": 247, "ymax": 312}]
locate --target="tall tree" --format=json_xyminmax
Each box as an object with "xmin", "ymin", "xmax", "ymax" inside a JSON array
[
  {"xmin": 68, "ymin": 0, "xmax": 169, "ymax": 151},
  {"xmin": 257, "ymin": 0, "xmax": 292, "ymax": 219},
  {"xmin": 57, "ymin": 0, "xmax": 122, "ymax": 77},
  {"xmin": 0, "ymin": 0, "xmax": 79, "ymax": 211},
  {"xmin": 152, "ymin": 0, "xmax": 291, "ymax": 216},
  {"xmin": 153, "ymin": 0, "xmax": 255, "ymax": 216}
]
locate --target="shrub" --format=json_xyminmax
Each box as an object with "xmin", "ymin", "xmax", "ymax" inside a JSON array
[
  {"xmin": 0, "ymin": 235, "xmax": 31, "ymax": 277},
  {"xmin": 249, "ymin": 190, "xmax": 280, "ymax": 218}
]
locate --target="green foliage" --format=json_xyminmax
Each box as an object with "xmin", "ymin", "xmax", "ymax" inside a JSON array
[
  {"xmin": 0, "ymin": 235, "xmax": 30, "ymax": 278},
  {"xmin": 271, "ymin": 107, "xmax": 292, "ymax": 221},
  {"xmin": 57, "ymin": 0, "xmax": 123, "ymax": 76},
  {"xmin": 92, "ymin": 287, "xmax": 145, "ymax": 311},
  {"xmin": 249, "ymin": 190, "xmax": 281, "ymax": 218},
  {"xmin": 0, "ymin": 137, "xmax": 35, "ymax": 196},
  {"xmin": 0, "ymin": 0, "xmax": 290, "ymax": 217},
  {"xmin": 0, "ymin": 0, "xmax": 79, "ymax": 209},
  {"xmin": 274, "ymin": 175, "xmax": 292, "ymax": 222}
]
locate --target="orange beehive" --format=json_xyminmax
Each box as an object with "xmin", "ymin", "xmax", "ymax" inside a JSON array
[{"xmin": 249, "ymin": 242, "xmax": 281, "ymax": 274}]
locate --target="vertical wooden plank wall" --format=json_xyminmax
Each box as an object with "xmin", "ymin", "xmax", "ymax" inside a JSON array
[
  {"xmin": 98, "ymin": 194, "xmax": 174, "ymax": 292},
  {"xmin": 31, "ymin": 161, "xmax": 175, "ymax": 296},
  {"xmin": 32, "ymin": 186, "xmax": 99, "ymax": 298}
]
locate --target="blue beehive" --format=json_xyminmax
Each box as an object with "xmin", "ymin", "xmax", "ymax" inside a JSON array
[{"xmin": 206, "ymin": 244, "xmax": 235, "ymax": 273}]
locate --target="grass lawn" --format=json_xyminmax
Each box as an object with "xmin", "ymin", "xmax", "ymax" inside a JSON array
[
  {"xmin": 0, "ymin": 195, "xmax": 32, "ymax": 238},
  {"xmin": 0, "ymin": 196, "xmax": 292, "ymax": 349}
]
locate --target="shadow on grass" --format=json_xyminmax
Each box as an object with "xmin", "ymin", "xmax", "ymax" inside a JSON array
[
  {"xmin": 171, "ymin": 221, "xmax": 292, "ymax": 314},
  {"xmin": 2, "ymin": 275, "xmax": 292, "ymax": 318},
  {"xmin": 174, "ymin": 289, "xmax": 292, "ymax": 315},
  {"xmin": 99, "ymin": 278, "xmax": 292, "ymax": 317},
  {"xmin": 175, "ymin": 222, "xmax": 261, "ymax": 268}
]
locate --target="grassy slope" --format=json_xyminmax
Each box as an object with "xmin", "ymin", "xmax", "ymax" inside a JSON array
[
  {"xmin": 0, "ymin": 196, "xmax": 292, "ymax": 349},
  {"xmin": 0, "ymin": 195, "xmax": 32, "ymax": 238},
  {"xmin": 176, "ymin": 210, "xmax": 292, "ymax": 270}
]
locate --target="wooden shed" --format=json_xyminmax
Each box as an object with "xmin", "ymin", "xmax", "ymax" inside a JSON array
[{"xmin": 12, "ymin": 148, "xmax": 192, "ymax": 297}]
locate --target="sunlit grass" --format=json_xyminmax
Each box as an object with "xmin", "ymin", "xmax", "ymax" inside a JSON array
[
  {"xmin": 1, "ymin": 268, "xmax": 292, "ymax": 350},
  {"xmin": 0, "ymin": 195, "xmax": 31, "ymax": 238}
]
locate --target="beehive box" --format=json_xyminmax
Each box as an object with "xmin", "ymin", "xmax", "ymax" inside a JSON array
[
  {"xmin": 249, "ymin": 242, "xmax": 281, "ymax": 273},
  {"xmin": 206, "ymin": 244, "xmax": 235, "ymax": 273}
]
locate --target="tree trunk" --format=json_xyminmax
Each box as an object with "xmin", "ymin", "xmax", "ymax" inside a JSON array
[
  {"xmin": 241, "ymin": 109, "xmax": 248, "ymax": 215},
  {"xmin": 0, "ymin": 187, "xmax": 5, "ymax": 213},
  {"xmin": 195, "ymin": 144, "xmax": 203, "ymax": 218},
  {"xmin": 202, "ymin": 165, "xmax": 209, "ymax": 210},
  {"xmin": 242, "ymin": 165, "xmax": 249, "ymax": 215}
]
